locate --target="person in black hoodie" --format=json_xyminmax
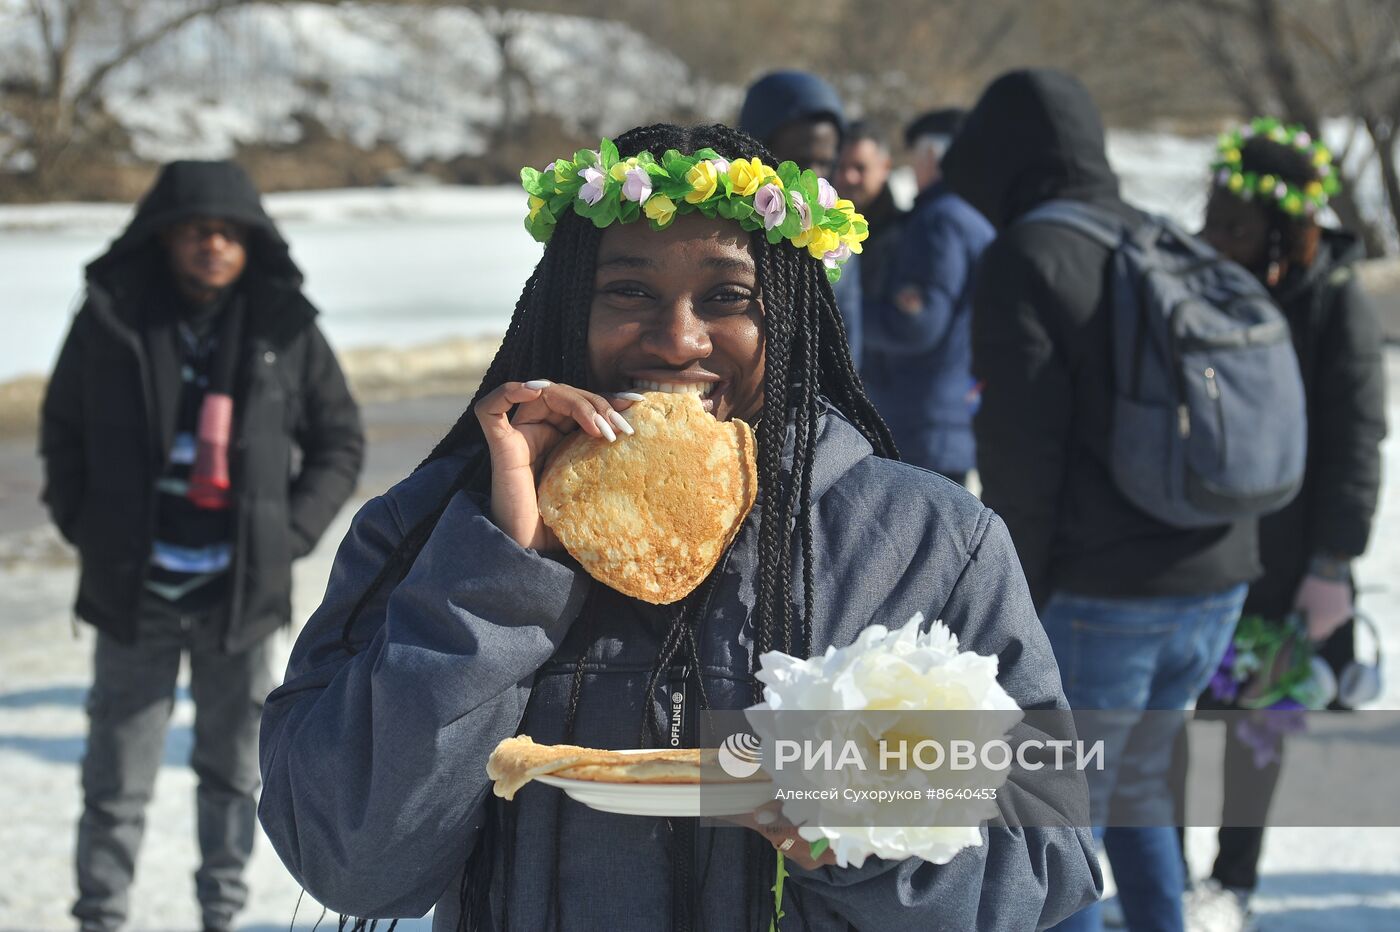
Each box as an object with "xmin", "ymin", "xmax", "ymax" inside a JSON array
[
  {"xmin": 40, "ymin": 160, "xmax": 364, "ymax": 932},
  {"xmin": 1178, "ymin": 120, "xmax": 1387, "ymax": 928},
  {"xmin": 942, "ymin": 70, "xmax": 1260, "ymax": 932}
]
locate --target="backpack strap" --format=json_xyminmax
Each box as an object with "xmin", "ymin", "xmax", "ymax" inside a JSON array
[{"xmin": 1016, "ymin": 200, "xmax": 1127, "ymax": 250}]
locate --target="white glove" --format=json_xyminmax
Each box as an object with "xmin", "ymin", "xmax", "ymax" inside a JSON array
[{"xmin": 1293, "ymin": 573, "xmax": 1353, "ymax": 642}]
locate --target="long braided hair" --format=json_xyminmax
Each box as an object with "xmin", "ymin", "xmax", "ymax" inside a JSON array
[{"xmin": 335, "ymin": 123, "xmax": 894, "ymax": 931}]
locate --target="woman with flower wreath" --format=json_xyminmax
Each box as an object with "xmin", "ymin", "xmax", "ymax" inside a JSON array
[
  {"xmin": 1180, "ymin": 118, "xmax": 1387, "ymax": 927},
  {"xmin": 257, "ymin": 123, "xmax": 1101, "ymax": 931}
]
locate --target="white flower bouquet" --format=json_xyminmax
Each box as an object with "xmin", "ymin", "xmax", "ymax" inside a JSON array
[{"xmin": 748, "ymin": 612, "xmax": 1022, "ymax": 883}]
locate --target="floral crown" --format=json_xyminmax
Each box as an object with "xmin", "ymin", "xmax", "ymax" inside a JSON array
[
  {"xmin": 1211, "ymin": 116, "xmax": 1341, "ymax": 218},
  {"xmin": 521, "ymin": 138, "xmax": 869, "ymax": 283}
]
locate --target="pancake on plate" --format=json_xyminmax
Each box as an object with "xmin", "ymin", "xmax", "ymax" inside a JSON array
[
  {"xmin": 487, "ymin": 736, "xmax": 710, "ymax": 800},
  {"xmin": 538, "ymin": 391, "xmax": 757, "ymax": 604}
]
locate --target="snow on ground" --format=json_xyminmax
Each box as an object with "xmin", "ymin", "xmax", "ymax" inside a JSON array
[{"xmin": 0, "ymin": 186, "xmax": 540, "ymax": 385}]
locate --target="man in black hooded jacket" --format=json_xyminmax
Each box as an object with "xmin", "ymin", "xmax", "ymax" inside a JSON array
[
  {"xmin": 40, "ymin": 160, "xmax": 364, "ymax": 932},
  {"xmin": 942, "ymin": 70, "xmax": 1261, "ymax": 932}
]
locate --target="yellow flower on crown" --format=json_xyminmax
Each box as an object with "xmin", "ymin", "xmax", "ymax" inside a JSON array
[
  {"xmin": 728, "ymin": 157, "xmax": 768, "ymax": 197},
  {"xmin": 685, "ymin": 161, "xmax": 721, "ymax": 204},
  {"xmin": 609, "ymin": 157, "xmax": 640, "ymax": 183},
  {"xmin": 804, "ymin": 227, "xmax": 841, "ymax": 259},
  {"xmin": 644, "ymin": 193, "xmax": 677, "ymax": 227},
  {"xmin": 1313, "ymin": 148, "xmax": 1332, "ymax": 167},
  {"xmin": 528, "ymin": 195, "xmax": 547, "ymax": 222}
]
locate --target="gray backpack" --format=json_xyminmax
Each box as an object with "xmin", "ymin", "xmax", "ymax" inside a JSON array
[{"xmin": 1020, "ymin": 200, "xmax": 1306, "ymax": 528}]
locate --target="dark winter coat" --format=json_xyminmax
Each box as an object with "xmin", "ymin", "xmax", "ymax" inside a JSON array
[
  {"xmin": 855, "ymin": 183, "xmax": 908, "ymax": 309},
  {"xmin": 861, "ymin": 182, "xmax": 994, "ymax": 475},
  {"xmin": 259, "ymin": 407, "xmax": 1102, "ymax": 931},
  {"xmin": 941, "ymin": 69, "xmax": 1261, "ymax": 608},
  {"xmin": 1245, "ymin": 229, "xmax": 1387, "ymax": 617},
  {"xmin": 39, "ymin": 161, "xmax": 364, "ymax": 652}
]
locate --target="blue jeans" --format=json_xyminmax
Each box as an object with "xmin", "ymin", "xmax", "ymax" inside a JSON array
[{"xmin": 1042, "ymin": 585, "xmax": 1246, "ymax": 932}]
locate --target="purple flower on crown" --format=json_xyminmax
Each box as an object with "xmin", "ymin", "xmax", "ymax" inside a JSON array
[
  {"xmin": 579, "ymin": 166, "xmax": 607, "ymax": 206},
  {"xmin": 621, "ymin": 167, "xmax": 652, "ymax": 204},
  {"xmin": 713, "ymin": 157, "xmax": 731, "ymax": 174},
  {"xmin": 753, "ymin": 183, "xmax": 787, "ymax": 230},
  {"xmin": 817, "ymin": 177, "xmax": 838, "ymax": 209},
  {"xmin": 822, "ymin": 242, "xmax": 852, "ymax": 269},
  {"xmin": 790, "ymin": 190, "xmax": 813, "ymax": 231}
]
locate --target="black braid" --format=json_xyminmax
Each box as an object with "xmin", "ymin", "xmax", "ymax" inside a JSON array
[{"xmin": 319, "ymin": 123, "xmax": 892, "ymax": 931}]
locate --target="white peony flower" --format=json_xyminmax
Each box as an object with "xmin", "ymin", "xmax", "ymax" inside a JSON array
[{"xmin": 748, "ymin": 613, "xmax": 1022, "ymax": 869}]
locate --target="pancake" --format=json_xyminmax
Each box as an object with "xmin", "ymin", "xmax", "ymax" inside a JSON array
[
  {"xmin": 538, "ymin": 391, "xmax": 757, "ymax": 604},
  {"xmin": 487, "ymin": 736, "xmax": 707, "ymax": 799}
]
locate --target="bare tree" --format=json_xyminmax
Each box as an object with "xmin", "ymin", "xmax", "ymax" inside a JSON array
[{"xmin": 6, "ymin": 1, "xmax": 252, "ymax": 192}]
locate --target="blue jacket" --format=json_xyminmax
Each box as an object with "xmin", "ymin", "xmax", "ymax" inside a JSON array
[
  {"xmin": 258, "ymin": 406, "xmax": 1100, "ymax": 930},
  {"xmin": 861, "ymin": 183, "xmax": 994, "ymax": 475}
]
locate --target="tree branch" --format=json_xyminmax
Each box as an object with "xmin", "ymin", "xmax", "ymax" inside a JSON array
[{"xmin": 68, "ymin": 0, "xmax": 255, "ymax": 117}]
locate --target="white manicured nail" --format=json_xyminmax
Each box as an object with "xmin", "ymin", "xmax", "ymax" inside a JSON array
[
  {"xmin": 754, "ymin": 808, "xmax": 778, "ymax": 825},
  {"xmin": 523, "ymin": 379, "xmax": 551, "ymax": 390},
  {"xmin": 614, "ymin": 391, "xmax": 647, "ymax": 402},
  {"xmin": 608, "ymin": 410, "xmax": 634, "ymax": 436},
  {"xmin": 593, "ymin": 413, "xmax": 617, "ymax": 442}
]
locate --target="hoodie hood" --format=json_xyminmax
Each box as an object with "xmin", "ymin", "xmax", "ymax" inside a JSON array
[
  {"xmin": 942, "ymin": 68, "xmax": 1120, "ymax": 229},
  {"xmin": 86, "ymin": 160, "xmax": 301, "ymax": 290},
  {"xmin": 739, "ymin": 70, "xmax": 846, "ymax": 144}
]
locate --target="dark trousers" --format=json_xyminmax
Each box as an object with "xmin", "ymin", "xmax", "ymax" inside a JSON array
[
  {"xmin": 73, "ymin": 596, "xmax": 273, "ymax": 932},
  {"xmin": 1172, "ymin": 723, "xmax": 1283, "ymax": 892}
]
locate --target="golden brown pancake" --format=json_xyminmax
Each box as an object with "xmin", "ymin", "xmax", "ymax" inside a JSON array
[
  {"xmin": 538, "ymin": 391, "xmax": 757, "ymax": 604},
  {"xmin": 486, "ymin": 736, "xmax": 708, "ymax": 799}
]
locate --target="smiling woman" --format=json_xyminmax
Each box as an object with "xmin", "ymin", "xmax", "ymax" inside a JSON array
[{"xmin": 256, "ymin": 123, "xmax": 1102, "ymax": 932}]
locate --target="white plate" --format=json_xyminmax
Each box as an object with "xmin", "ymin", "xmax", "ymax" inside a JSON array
[
  {"xmin": 534, "ymin": 773, "xmax": 774, "ymax": 817},
  {"xmin": 533, "ymin": 749, "xmax": 774, "ymax": 817}
]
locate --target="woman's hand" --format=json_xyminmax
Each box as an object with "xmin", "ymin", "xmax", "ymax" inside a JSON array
[
  {"xmin": 473, "ymin": 380, "xmax": 640, "ymax": 550},
  {"xmin": 727, "ymin": 802, "xmax": 838, "ymax": 871}
]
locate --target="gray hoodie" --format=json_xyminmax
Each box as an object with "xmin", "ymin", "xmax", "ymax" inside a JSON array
[{"xmin": 258, "ymin": 407, "xmax": 1101, "ymax": 930}]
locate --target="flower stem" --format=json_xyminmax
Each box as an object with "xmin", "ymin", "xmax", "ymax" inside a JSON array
[{"xmin": 770, "ymin": 850, "xmax": 789, "ymax": 931}]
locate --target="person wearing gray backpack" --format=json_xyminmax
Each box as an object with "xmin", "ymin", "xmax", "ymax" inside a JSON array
[{"xmin": 942, "ymin": 70, "xmax": 1305, "ymax": 932}]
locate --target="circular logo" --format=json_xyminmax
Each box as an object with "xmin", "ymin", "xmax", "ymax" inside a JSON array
[
  {"xmin": 718, "ymin": 732, "xmax": 763, "ymax": 779},
  {"xmin": 671, "ymin": 691, "xmax": 685, "ymax": 704}
]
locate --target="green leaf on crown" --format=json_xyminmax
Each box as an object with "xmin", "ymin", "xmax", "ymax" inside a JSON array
[
  {"xmin": 520, "ymin": 167, "xmax": 548, "ymax": 197},
  {"xmin": 600, "ymin": 138, "xmax": 620, "ymax": 169},
  {"xmin": 777, "ymin": 161, "xmax": 801, "ymax": 190}
]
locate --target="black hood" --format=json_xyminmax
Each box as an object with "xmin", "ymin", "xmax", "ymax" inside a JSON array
[
  {"xmin": 942, "ymin": 69, "xmax": 1120, "ymax": 229},
  {"xmin": 86, "ymin": 160, "xmax": 301, "ymax": 289},
  {"xmin": 739, "ymin": 70, "xmax": 846, "ymax": 144}
]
